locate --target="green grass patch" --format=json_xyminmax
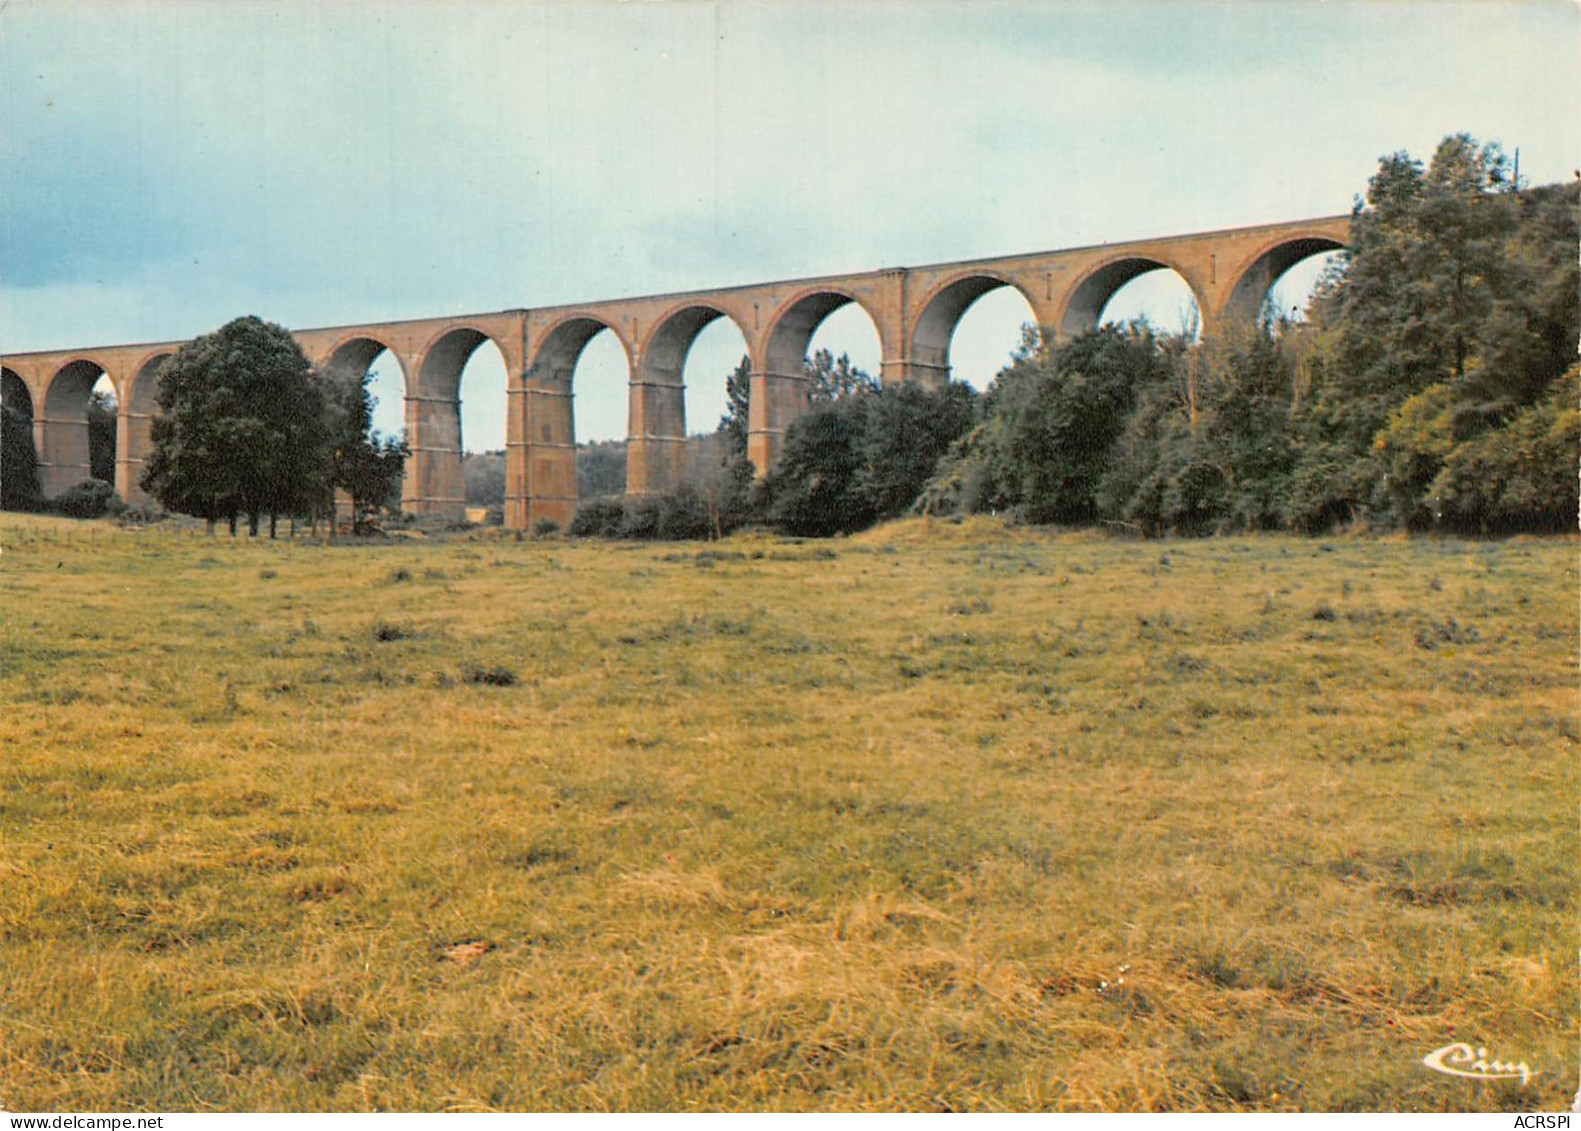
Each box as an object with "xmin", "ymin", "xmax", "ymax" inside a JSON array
[{"xmin": 0, "ymin": 513, "xmax": 1573, "ymax": 1111}]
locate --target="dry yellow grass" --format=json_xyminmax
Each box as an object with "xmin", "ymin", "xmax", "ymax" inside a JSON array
[{"xmin": 0, "ymin": 512, "xmax": 1574, "ymax": 1111}]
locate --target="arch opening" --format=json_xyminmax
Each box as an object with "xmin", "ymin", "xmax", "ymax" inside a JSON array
[
  {"xmin": 915, "ymin": 277, "xmax": 1040, "ymax": 391},
  {"xmin": 322, "ymin": 338, "xmax": 407, "ymax": 515},
  {"xmin": 1, "ymin": 368, "xmax": 39, "ymax": 509},
  {"xmin": 412, "ymin": 328, "xmax": 507, "ymax": 520},
  {"xmin": 751, "ymin": 293, "xmax": 882, "ymax": 477},
  {"xmin": 42, "ymin": 360, "xmax": 109, "ymax": 496},
  {"xmin": 640, "ymin": 306, "xmax": 752, "ymax": 497},
  {"xmin": 121, "ymin": 354, "xmax": 171, "ymax": 505},
  {"xmin": 1252, "ymin": 244, "xmax": 1348, "ymax": 326},
  {"xmin": 1063, "ymin": 259, "xmax": 1201, "ymax": 339},
  {"xmin": 88, "ymin": 374, "xmax": 117, "ymax": 484},
  {"xmin": 766, "ymin": 293, "xmax": 882, "ymax": 384},
  {"xmin": 325, "ymin": 337, "xmax": 405, "ymax": 442},
  {"xmin": 457, "ymin": 339, "xmax": 507, "ymax": 523},
  {"xmin": 678, "ymin": 311, "xmax": 750, "ymax": 443},
  {"xmin": 531, "ymin": 319, "xmax": 630, "ymax": 503}
]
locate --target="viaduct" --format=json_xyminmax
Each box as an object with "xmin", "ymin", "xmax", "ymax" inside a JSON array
[{"xmin": 1, "ymin": 214, "xmax": 1348, "ymax": 530}]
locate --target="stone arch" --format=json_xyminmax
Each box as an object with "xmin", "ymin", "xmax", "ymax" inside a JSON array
[
  {"xmin": 2, "ymin": 367, "xmax": 34, "ymax": 419},
  {"xmin": 1, "ymin": 368, "xmax": 38, "ymax": 506},
  {"xmin": 45, "ymin": 358, "xmax": 111, "ymax": 414},
  {"xmin": 415, "ymin": 325, "xmax": 505, "ymax": 401},
  {"xmin": 125, "ymin": 351, "xmax": 173, "ymax": 417},
  {"xmin": 749, "ymin": 289, "xmax": 885, "ymax": 477},
  {"xmin": 323, "ymin": 334, "xmax": 409, "ymax": 398},
  {"xmin": 763, "ymin": 289, "xmax": 886, "ymax": 376},
  {"xmin": 640, "ymin": 303, "xmax": 749, "ymax": 391},
  {"xmin": 1221, "ymin": 234, "xmax": 1348, "ymax": 323},
  {"xmin": 911, "ymin": 272, "xmax": 1038, "ymax": 386},
  {"xmin": 629, "ymin": 303, "xmax": 750, "ymax": 497},
  {"xmin": 41, "ymin": 359, "xmax": 109, "ymax": 495},
  {"xmin": 529, "ymin": 315, "xmax": 632, "ymax": 394},
  {"xmin": 405, "ymin": 326, "xmax": 510, "ymax": 519},
  {"xmin": 522, "ymin": 315, "xmax": 632, "ymax": 519},
  {"xmin": 1058, "ymin": 256, "xmax": 1204, "ymax": 338},
  {"xmin": 119, "ymin": 352, "xmax": 173, "ymax": 503}
]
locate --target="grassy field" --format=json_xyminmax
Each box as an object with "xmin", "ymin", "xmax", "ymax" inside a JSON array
[{"xmin": 0, "ymin": 511, "xmax": 1574, "ymax": 1112}]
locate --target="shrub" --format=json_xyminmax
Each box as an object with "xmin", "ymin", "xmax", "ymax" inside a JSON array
[
  {"xmin": 568, "ymin": 498, "xmax": 625, "ymax": 538},
  {"xmin": 462, "ymin": 662, "xmax": 519, "ymax": 687},
  {"xmin": 53, "ymin": 479, "xmax": 119, "ymax": 519},
  {"xmin": 533, "ymin": 517, "xmax": 560, "ymax": 538}
]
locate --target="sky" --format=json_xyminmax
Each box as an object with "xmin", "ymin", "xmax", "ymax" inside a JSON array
[{"xmin": 2, "ymin": 0, "xmax": 1576, "ymax": 448}]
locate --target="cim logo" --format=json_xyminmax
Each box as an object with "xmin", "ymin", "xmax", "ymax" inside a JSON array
[{"xmin": 1422, "ymin": 1042, "xmax": 1537, "ymax": 1086}]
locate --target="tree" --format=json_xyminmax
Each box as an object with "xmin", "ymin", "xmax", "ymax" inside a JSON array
[
  {"xmin": 576, "ymin": 439, "xmax": 628, "ymax": 499},
  {"xmin": 762, "ymin": 381, "xmax": 978, "ymax": 536},
  {"xmin": 763, "ymin": 395, "xmax": 872, "ymax": 536},
  {"xmin": 464, "ymin": 450, "xmax": 506, "ymax": 508},
  {"xmin": 718, "ymin": 355, "xmax": 751, "ymax": 458},
  {"xmin": 1288, "ymin": 134, "xmax": 1575, "ymax": 529},
  {"xmin": 987, "ymin": 324, "xmax": 1169, "ymax": 524},
  {"xmin": 858, "ymin": 382, "xmax": 977, "ymax": 520},
  {"xmin": 1, "ymin": 395, "xmax": 40, "ymax": 510},
  {"xmin": 141, "ymin": 316, "xmax": 329, "ymax": 536},
  {"xmin": 806, "ymin": 349, "xmax": 879, "ymax": 403},
  {"xmin": 1428, "ymin": 364, "xmax": 1579, "ymax": 532},
  {"xmin": 321, "ymin": 363, "xmax": 409, "ymax": 524},
  {"xmin": 87, "ymin": 389, "xmax": 117, "ymax": 484}
]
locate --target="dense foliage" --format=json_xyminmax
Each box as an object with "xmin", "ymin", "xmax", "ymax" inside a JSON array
[
  {"xmin": 1, "ymin": 391, "xmax": 41, "ymax": 510},
  {"xmin": 88, "ymin": 389, "xmax": 117, "ymax": 484},
  {"xmin": 762, "ymin": 381, "xmax": 978, "ymax": 536},
  {"xmin": 919, "ymin": 134, "xmax": 1577, "ymax": 537},
  {"xmin": 464, "ymin": 450, "xmax": 506, "ymax": 508},
  {"xmin": 575, "ymin": 440, "xmax": 629, "ymax": 500},
  {"xmin": 1286, "ymin": 136, "xmax": 1578, "ymax": 532},
  {"xmin": 569, "ymin": 136, "xmax": 1572, "ymax": 542},
  {"xmin": 140, "ymin": 316, "xmax": 406, "ymax": 535}
]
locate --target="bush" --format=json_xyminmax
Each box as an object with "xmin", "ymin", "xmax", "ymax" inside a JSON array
[
  {"xmin": 568, "ymin": 498, "xmax": 625, "ymax": 538},
  {"xmin": 53, "ymin": 479, "xmax": 119, "ymax": 519},
  {"xmin": 764, "ymin": 382, "xmax": 977, "ymax": 536},
  {"xmin": 462, "ymin": 661, "xmax": 519, "ymax": 687},
  {"xmin": 568, "ymin": 483, "xmax": 733, "ymax": 542},
  {"xmin": 114, "ymin": 501, "xmax": 167, "ymax": 525},
  {"xmin": 533, "ymin": 517, "xmax": 561, "ymax": 538},
  {"xmin": 1428, "ymin": 365, "xmax": 1580, "ymax": 532}
]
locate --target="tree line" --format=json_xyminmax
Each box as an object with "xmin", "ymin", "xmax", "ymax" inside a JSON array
[
  {"xmin": 10, "ymin": 133, "xmax": 1570, "ymax": 541},
  {"xmin": 576, "ymin": 133, "xmax": 1576, "ymax": 540}
]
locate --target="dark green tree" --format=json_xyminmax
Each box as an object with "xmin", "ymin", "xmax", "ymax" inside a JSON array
[
  {"xmin": 762, "ymin": 381, "xmax": 978, "ymax": 536},
  {"xmin": 989, "ymin": 324, "xmax": 1168, "ymax": 524},
  {"xmin": 1428, "ymin": 364, "xmax": 1579, "ymax": 532},
  {"xmin": 806, "ymin": 349, "xmax": 879, "ymax": 403},
  {"xmin": 718, "ymin": 355, "xmax": 752, "ymax": 458},
  {"xmin": 763, "ymin": 395, "xmax": 872, "ymax": 536},
  {"xmin": 858, "ymin": 382, "xmax": 977, "ymax": 520},
  {"xmin": 1, "ymin": 388, "xmax": 41, "ymax": 510},
  {"xmin": 1288, "ymin": 134, "xmax": 1575, "ymax": 529},
  {"xmin": 87, "ymin": 389, "xmax": 117, "ymax": 484},
  {"xmin": 321, "ymin": 363, "xmax": 409, "ymax": 523},
  {"xmin": 142, "ymin": 316, "xmax": 328, "ymax": 536},
  {"xmin": 1101, "ymin": 319, "xmax": 1299, "ymax": 534}
]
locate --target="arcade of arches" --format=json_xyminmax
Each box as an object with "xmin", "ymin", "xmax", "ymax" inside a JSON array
[{"xmin": 2, "ymin": 213, "xmax": 1347, "ymax": 530}]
